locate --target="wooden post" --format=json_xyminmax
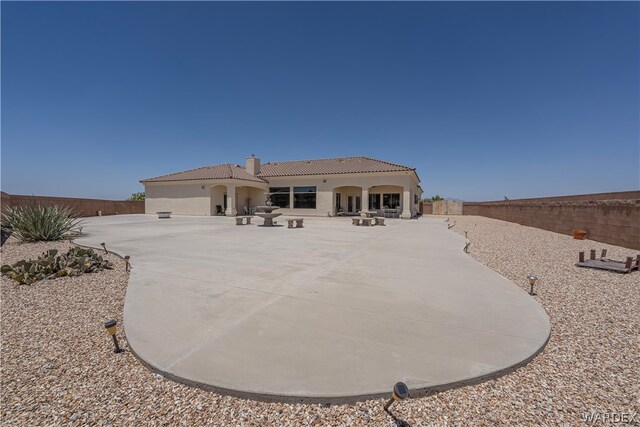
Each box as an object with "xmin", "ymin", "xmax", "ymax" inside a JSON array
[
  {"xmin": 578, "ymin": 251, "xmax": 585, "ymax": 263},
  {"xmin": 625, "ymin": 257, "xmax": 633, "ymax": 272},
  {"xmin": 600, "ymin": 249, "xmax": 607, "ymax": 258},
  {"xmin": 590, "ymin": 250, "xmax": 596, "ymax": 260}
]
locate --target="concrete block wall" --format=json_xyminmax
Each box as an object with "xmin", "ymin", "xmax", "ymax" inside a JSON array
[
  {"xmin": 463, "ymin": 191, "xmax": 639, "ymax": 250},
  {"xmin": 420, "ymin": 201, "xmax": 433, "ymax": 215},
  {"xmin": 432, "ymin": 200, "xmax": 463, "ymax": 215},
  {"xmin": 1, "ymin": 192, "xmax": 145, "ymax": 218}
]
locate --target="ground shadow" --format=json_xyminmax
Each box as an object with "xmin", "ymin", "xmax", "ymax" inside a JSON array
[{"xmin": 386, "ymin": 409, "xmax": 412, "ymax": 427}]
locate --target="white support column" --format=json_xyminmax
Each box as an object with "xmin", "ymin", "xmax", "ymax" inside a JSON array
[
  {"xmin": 400, "ymin": 188, "xmax": 412, "ymax": 219},
  {"xmin": 361, "ymin": 188, "xmax": 369, "ymax": 216},
  {"xmin": 225, "ymin": 184, "xmax": 237, "ymax": 216}
]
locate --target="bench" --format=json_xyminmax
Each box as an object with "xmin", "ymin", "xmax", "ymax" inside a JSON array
[
  {"xmin": 235, "ymin": 216, "xmax": 253, "ymax": 225},
  {"xmin": 351, "ymin": 217, "xmax": 362, "ymax": 226},
  {"xmin": 360, "ymin": 218, "xmax": 376, "ymax": 226},
  {"xmin": 374, "ymin": 217, "xmax": 385, "ymax": 226},
  {"xmin": 157, "ymin": 212, "xmax": 171, "ymax": 219},
  {"xmin": 287, "ymin": 218, "xmax": 304, "ymax": 228}
]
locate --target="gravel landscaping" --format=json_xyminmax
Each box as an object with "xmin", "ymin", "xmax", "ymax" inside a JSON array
[{"xmin": 1, "ymin": 216, "xmax": 638, "ymax": 426}]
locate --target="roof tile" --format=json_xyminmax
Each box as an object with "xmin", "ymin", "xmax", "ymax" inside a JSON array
[
  {"xmin": 141, "ymin": 156, "xmax": 416, "ymax": 183},
  {"xmin": 258, "ymin": 156, "xmax": 414, "ymax": 177},
  {"xmin": 141, "ymin": 164, "xmax": 267, "ymax": 183}
]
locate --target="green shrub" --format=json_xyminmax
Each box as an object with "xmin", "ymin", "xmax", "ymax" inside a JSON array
[
  {"xmin": 0, "ymin": 204, "xmax": 82, "ymax": 242},
  {"xmin": 1, "ymin": 247, "xmax": 113, "ymax": 285},
  {"xmin": 127, "ymin": 192, "xmax": 145, "ymax": 201}
]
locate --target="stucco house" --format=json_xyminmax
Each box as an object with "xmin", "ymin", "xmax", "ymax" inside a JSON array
[{"xmin": 141, "ymin": 155, "xmax": 422, "ymax": 219}]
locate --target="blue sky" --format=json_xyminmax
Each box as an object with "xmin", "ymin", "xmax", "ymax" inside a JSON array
[{"xmin": 2, "ymin": 2, "xmax": 638, "ymax": 201}]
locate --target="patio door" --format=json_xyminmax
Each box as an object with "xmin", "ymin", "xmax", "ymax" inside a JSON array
[{"xmin": 347, "ymin": 196, "xmax": 354, "ymax": 213}]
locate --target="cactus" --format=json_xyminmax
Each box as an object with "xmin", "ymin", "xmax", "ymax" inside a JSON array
[{"xmin": 1, "ymin": 246, "xmax": 113, "ymax": 285}]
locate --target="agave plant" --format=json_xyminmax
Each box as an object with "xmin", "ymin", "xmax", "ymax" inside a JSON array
[
  {"xmin": 1, "ymin": 247, "xmax": 113, "ymax": 285},
  {"xmin": 0, "ymin": 204, "xmax": 83, "ymax": 242}
]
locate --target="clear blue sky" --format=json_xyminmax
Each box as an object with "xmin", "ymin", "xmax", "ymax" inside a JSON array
[{"xmin": 2, "ymin": 2, "xmax": 638, "ymax": 201}]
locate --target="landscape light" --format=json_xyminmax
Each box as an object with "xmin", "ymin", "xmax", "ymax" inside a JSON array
[
  {"xmin": 101, "ymin": 242, "xmax": 108, "ymax": 254},
  {"xmin": 383, "ymin": 382, "xmax": 409, "ymax": 412},
  {"xmin": 104, "ymin": 320, "xmax": 124, "ymax": 353},
  {"xmin": 124, "ymin": 256, "xmax": 131, "ymax": 272},
  {"xmin": 527, "ymin": 275, "xmax": 538, "ymax": 296}
]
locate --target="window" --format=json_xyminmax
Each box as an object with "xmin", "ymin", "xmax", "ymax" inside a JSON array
[
  {"xmin": 414, "ymin": 194, "xmax": 419, "ymax": 204},
  {"xmin": 269, "ymin": 187, "xmax": 290, "ymax": 208},
  {"xmin": 383, "ymin": 193, "xmax": 400, "ymax": 209},
  {"xmin": 368, "ymin": 194, "xmax": 381, "ymax": 209},
  {"xmin": 294, "ymin": 186, "xmax": 316, "ymax": 209}
]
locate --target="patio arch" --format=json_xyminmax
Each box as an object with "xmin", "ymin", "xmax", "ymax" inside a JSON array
[
  {"xmin": 332, "ymin": 186, "xmax": 363, "ymax": 215},
  {"xmin": 209, "ymin": 182, "xmax": 267, "ymax": 216}
]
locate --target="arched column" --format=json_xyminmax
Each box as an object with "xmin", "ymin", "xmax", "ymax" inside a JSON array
[
  {"xmin": 400, "ymin": 187, "xmax": 412, "ymax": 219},
  {"xmin": 225, "ymin": 184, "xmax": 237, "ymax": 216},
  {"xmin": 361, "ymin": 187, "xmax": 369, "ymax": 215}
]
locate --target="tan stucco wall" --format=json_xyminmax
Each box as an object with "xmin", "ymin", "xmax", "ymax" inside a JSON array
[
  {"xmin": 145, "ymin": 182, "xmax": 212, "ymax": 216},
  {"xmin": 144, "ymin": 171, "xmax": 421, "ymax": 217}
]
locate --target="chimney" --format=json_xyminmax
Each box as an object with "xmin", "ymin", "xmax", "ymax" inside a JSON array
[{"xmin": 246, "ymin": 154, "xmax": 260, "ymax": 175}]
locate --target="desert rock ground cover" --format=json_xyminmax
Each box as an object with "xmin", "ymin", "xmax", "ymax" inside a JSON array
[{"xmin": 1, "ymin": 216, "xmax": 638, "ymax": 426}]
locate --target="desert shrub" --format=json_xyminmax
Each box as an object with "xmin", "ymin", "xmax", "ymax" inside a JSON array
[
  {"xmin": 0, "ymin": 204, "xmax": 82, "ymax": 242},
  {"xmin": 1, "ymin": 247, "xmax": 113, "ymax": 285}
]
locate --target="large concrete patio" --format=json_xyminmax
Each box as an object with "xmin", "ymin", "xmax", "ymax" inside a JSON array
[{"xmin": 76, "ymin": 215, "xmax": 550, "ymax": 402}]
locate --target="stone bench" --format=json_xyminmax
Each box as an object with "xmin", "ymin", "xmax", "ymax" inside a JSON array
[
  {"xmin": 352, "ymin": 217, "xmax": 377, "ymax": 226},
  {"xmin": 235, "ymin": 216, "xmax": 253, "ymax": 225},
  {"xmin": 360, "ymin": 218, "xmax": 376, "ymax": 226},
  {"xmin": 374, "ymin": 217, "xmax": 385, "ymax": 226},
  {"xmin": 287, "ymin": 218, "xmax": 304, "ymax": 228},
  {"xmin": 157, "ymin": 212, "xmax": 171, "ymax": 219}
]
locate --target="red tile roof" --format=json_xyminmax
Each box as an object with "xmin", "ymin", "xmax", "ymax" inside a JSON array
[
  {"xmin": 141, "ymin": 157, "xmax": 416, "ymax": 183},
  {"xmin": 258, "ymin": 156, "xmax": 414, "ymax": 177},
  {"xmin": 140, "ymin": 164, "xmax": 268, "ymax": 183}
]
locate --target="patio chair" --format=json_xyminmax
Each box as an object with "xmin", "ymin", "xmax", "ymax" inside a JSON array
[{"xmin": 216, "ymin": 205, "xmax": 224, "ymax": 215}]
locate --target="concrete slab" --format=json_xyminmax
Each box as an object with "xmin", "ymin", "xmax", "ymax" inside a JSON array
[{"xmin": 76, "ymin": 215, "xmax": 550, "ymax": 402}]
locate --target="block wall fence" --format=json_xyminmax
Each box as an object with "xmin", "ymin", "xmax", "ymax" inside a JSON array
[
  {"xmin": 1, "ymin": 192, "xmax": 145, "ymax": 218},
  {"xmin": 421, "ymin": 191, "xmax": 640, "ymax": 250}
]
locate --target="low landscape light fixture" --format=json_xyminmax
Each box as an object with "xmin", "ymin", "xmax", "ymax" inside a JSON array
[
  {"xmin": 124, "ymin": 256, "xmax": 131, "ymax": 272},
  {"xmin": 100, "ymin": 242, "xmax": 108, "ymax": 254},
  {"xmin": 383, "ymin": 382, "xmax": 409, "ymax": 412},
  {"xmin": 104, "ymin": 320, "xmax": 124, "ymax": 353},
  {"xmin": 527, "ymin": 275, "xmax": 538, "ymax": 296}
]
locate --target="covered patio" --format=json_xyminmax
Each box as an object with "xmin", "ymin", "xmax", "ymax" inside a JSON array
[
  {"xmin": 332, "ymin": 184, "xmax": 416, "ymax": 218},
  {"xmin": 209, "ymin": 180, "xmax": 267, "ymax": 216}
]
